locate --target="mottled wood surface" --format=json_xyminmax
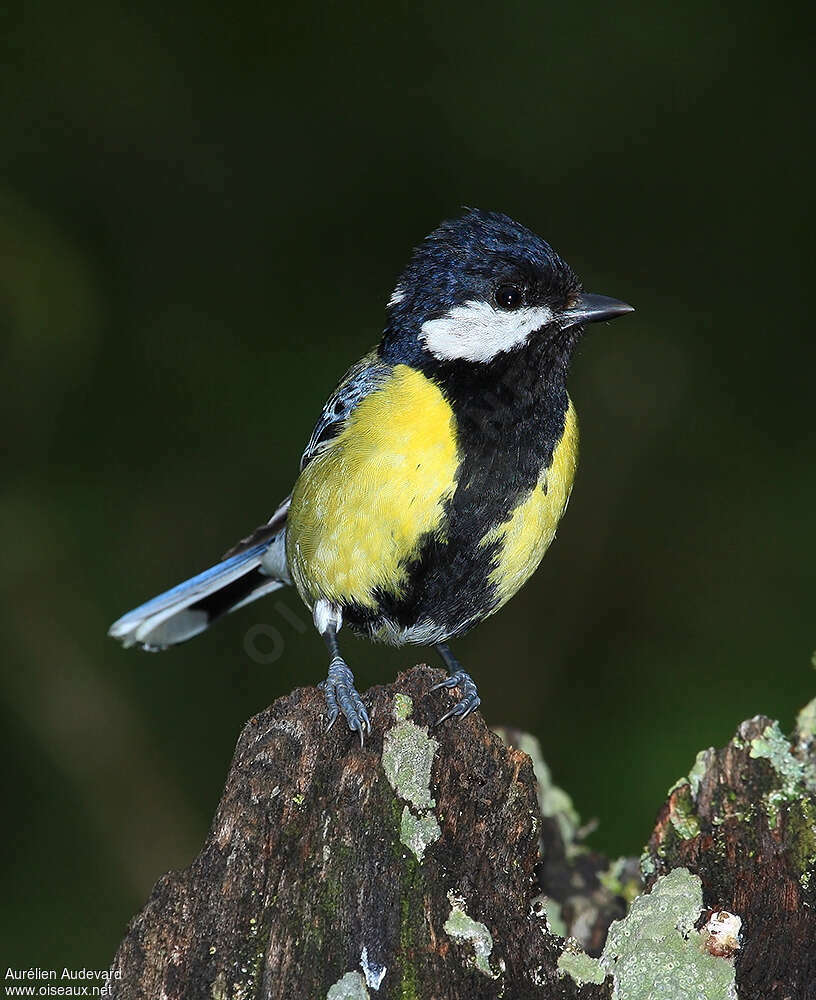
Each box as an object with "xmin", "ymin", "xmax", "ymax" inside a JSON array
[
  {"xmin": 111, "ymin": 668, "xmax": 816, "ymax": 999},
  {"xmin": 110, "ymin": 667, "xmax": 611, "ymax": 999},
  {"xmin": 645, "ymin": 715, "xmax": 816, "ymax": 1000}
]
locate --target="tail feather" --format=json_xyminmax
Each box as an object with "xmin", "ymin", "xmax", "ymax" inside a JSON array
[
  {"xmin": 109, "ymin": 498, "xmax": 292, "ymax": 651},
  {"xmin": 109, "ymin": 540, "xmax": 287, "ymax": 651}
]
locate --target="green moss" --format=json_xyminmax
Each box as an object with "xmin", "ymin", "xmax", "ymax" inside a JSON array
[
  {"xmin": 749, "ymin": 721, "xmax": 806, "ymax": 826},
  {"xmin": 749, "ymin": 721, "xmax": 803, "ymax": 788},
  {"xmin": 557, "ymin": 950, "xmax": 606, "ymax": 986},
  {"xmin": 600, "ymin": 868, "xmax": 737, "ymax": 999},
  {"xmin": 326, "ymin": 971, "xmax": 370, "ymax": 999},
  {"xmin": 382, "ymin": 720, "xmax": 438, "ymax": 811},
  {"xmin": 380, "ymin": 700, "xmax": 448, "ymax": 995},
  {"xmin": 393, "ymin": 693, "xmax": 414, "ymax": 721},
  {"xmin": 400, "ymin": 805, "xmax": 441, "ymax": 862},
  {"xmin": 785, "ymin": 796, "xmax": 816, "ymax": 895},
  {"xmin": 443, "ymin": 894, "xmax": 497, "ymax": 978},
  {"xmin": 398, "ymin": 851, "xmax": 420, "ymax": 999},
  {"xmin": 688, "ymin": 749, "xmax": 710, "ymax": 799},
  {"xmin": 317, "ymin": 874, "xmax": 341, "ymax": 923},
  {"xmin": 384, "ymin": 711, "xmax": 440, "ymax": 873},
  {"xmin": 668, "ymin": 783, "xmax": 701, "ymax": 840},
  {"xmin": 639, "ymin": 853, "xmax": 656, "ymax": 878}
]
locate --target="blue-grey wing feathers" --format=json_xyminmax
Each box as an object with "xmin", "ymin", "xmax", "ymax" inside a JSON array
[{"xmin": 300, "ymin": 351, "xmax": 391, "ymax": 470}]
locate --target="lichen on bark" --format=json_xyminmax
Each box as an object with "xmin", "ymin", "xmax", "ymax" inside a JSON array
[{"xmin": 110, "ymin": 666, "xmax": 816, "ymax": 1000}]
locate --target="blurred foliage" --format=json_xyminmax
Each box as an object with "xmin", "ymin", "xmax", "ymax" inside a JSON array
[{"xmin": 1, "ymin": 0, "xmax": 814, "ymax": 971}]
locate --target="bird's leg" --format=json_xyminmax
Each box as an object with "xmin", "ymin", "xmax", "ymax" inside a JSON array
[
  {"xmin": 430, "ymin": 642, "xmax": 481, "ymax": 725},
  {"xmin": 320, "ymin": 624, "xmax": 371, "ymax": 746}
]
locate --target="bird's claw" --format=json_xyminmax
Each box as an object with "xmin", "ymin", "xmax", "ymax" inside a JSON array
[
  {"xmin": 323, "ymin": 659, "xmax": 370, "ymax": 745},
  {"xmin": 429, "ymin": 675, "xmax": 461, "ymax": 692},
  {"xmin": 432, "ymin": 669, "xmax": 481, "ymax": 726}
]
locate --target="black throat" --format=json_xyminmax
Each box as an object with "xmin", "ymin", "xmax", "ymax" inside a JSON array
[{"xmin": 420, "ymin": 331, "xmax": 575, "ymax": 512}]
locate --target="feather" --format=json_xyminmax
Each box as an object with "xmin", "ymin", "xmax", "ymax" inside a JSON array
[{"xmin": 109, "ymin": 500, "xmax": 291, "ymax": 650}]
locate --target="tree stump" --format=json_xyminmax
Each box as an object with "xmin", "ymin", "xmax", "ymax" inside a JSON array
[{"xmin": 110, "ymin": 666, "xmax": 816, "ymax": 1000}]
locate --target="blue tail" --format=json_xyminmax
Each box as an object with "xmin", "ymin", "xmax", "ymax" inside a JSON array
[{"xmin": 108, "ymin": 540, "xmax": 288, "ymax": 651}]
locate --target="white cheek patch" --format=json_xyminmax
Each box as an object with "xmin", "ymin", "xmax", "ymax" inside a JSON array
[{"xmin": 419, "ymin": 300, "xmax": 555, "ymax": 362}]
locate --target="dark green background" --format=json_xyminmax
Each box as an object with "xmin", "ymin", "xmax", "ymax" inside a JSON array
[{"xmin": 2, "ymin": 0, "xmax": 813, "ymax": 970}]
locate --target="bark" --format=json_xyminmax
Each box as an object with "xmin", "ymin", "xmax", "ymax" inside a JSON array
[
  {"xmin": 644, "ymin": 713, "xmax": 816, "ymax": 999},
  {"xmin": 110, "ymin": 666, "xmax": 816, "ymax": 1000}
]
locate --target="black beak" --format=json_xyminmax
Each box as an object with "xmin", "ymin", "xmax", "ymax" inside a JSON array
[{"xmin": 561, "ymin": 293, "xmax": 634, "ymax": 329}]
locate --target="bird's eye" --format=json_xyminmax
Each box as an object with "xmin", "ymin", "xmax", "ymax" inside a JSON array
[{"xmin": 494, "ymin": 283, "xmax": 523, "ymax": 310}]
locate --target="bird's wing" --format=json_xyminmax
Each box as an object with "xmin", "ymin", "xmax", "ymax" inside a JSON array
[
  {"xmin": 220, "ymin": 351, "xmax": 389, "ymax": 560},
  {"xmin": 299, "ymin": 349, "xmax": 392, "ymax": 471},
  {"xmin": 221, "ymin": 495, "xmax": 291, "ymax": 560}
]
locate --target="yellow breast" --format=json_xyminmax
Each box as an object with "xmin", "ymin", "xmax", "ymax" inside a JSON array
[
  {"xmin": 482, "ymin": 399, "xmax": 579, "ymax": 610},
  {"xmin": 286, "ymin": 364, "xmax": 459, "ymax": 608}
]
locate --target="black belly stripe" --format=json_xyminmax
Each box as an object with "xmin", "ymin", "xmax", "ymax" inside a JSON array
[{"xmin": 344, "ymin": 334, "xmax": 573, "ymax": 640}]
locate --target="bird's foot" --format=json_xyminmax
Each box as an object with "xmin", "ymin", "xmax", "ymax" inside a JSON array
[
  {"xmin": 430, "ymin": 669, "xmax": 481, "ymax": 726},
  {"xmin": 320, "ymin": 657, "xmax": 371, "ymax": 746}
]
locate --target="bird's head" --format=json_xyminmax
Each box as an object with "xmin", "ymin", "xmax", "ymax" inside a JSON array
[{"xmin": 381, "ymin": 209, "xmax": 632, "ymax": 367}]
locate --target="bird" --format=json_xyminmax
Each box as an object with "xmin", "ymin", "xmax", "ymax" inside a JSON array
[{"xmin": 109, "ymin": 209, "xmax": 633, "ymax": 743}]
